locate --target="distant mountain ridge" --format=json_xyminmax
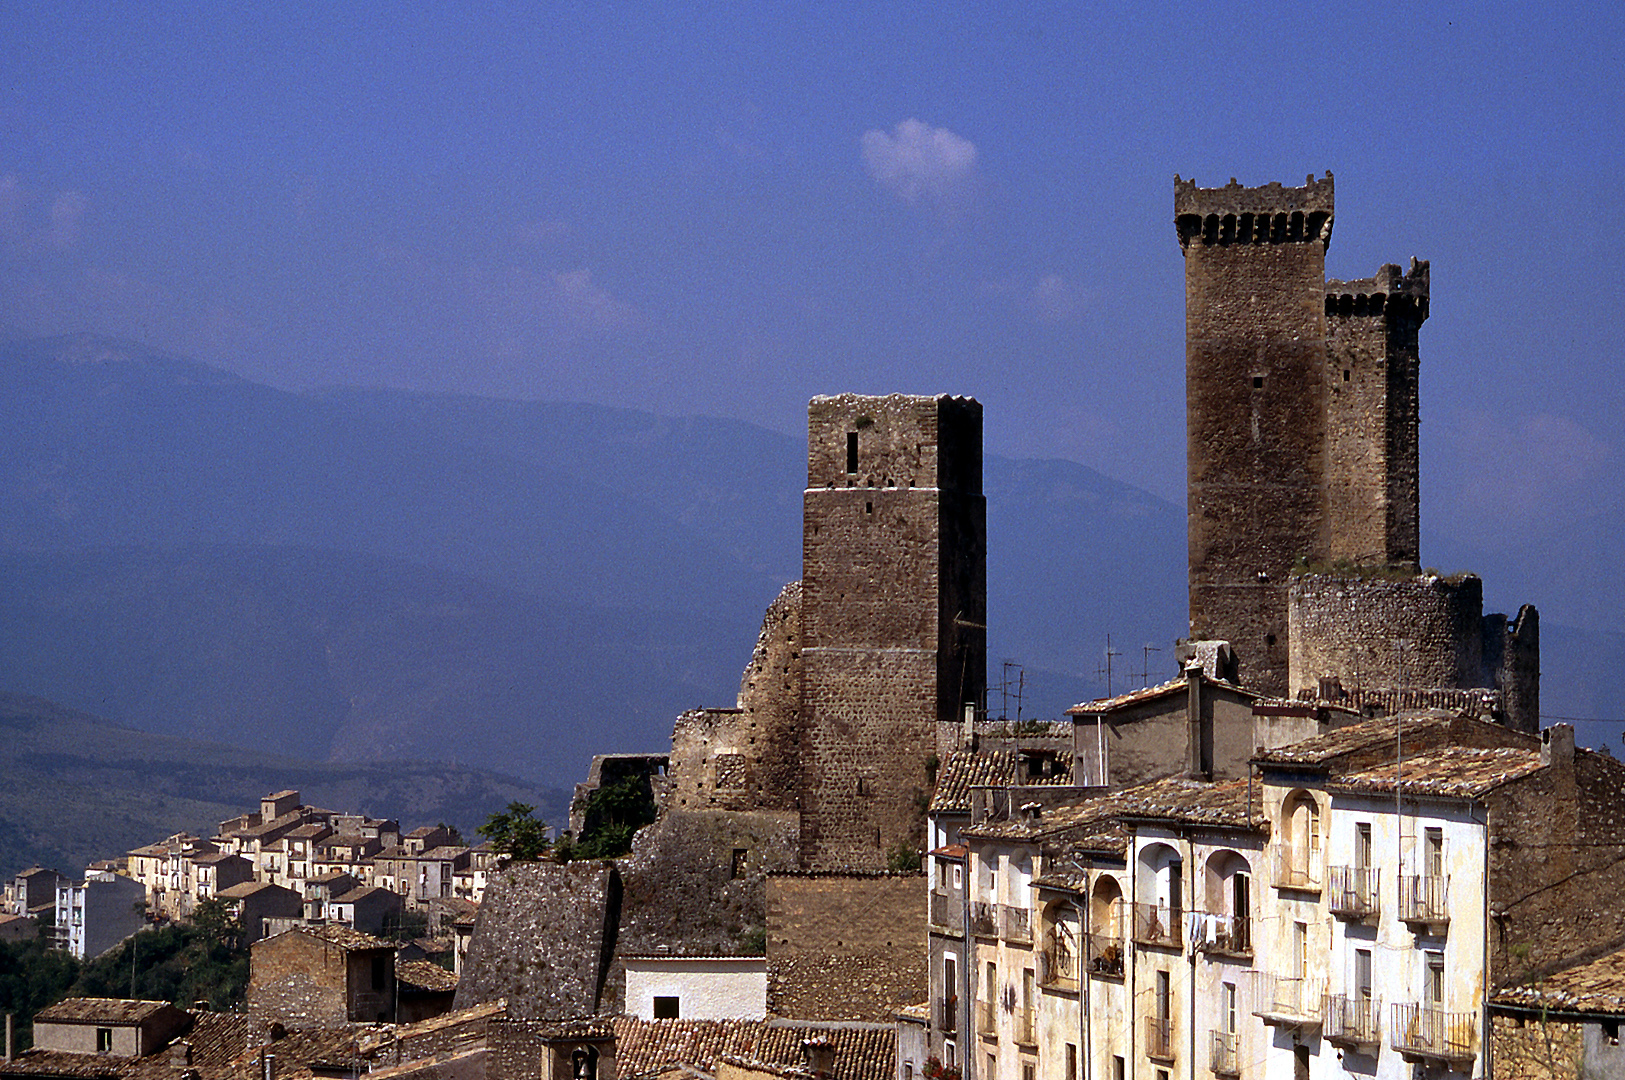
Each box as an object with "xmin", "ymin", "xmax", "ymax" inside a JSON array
[{"xmin": 0, "ymin": 329, "xmax": 1613, "ymax": 793}]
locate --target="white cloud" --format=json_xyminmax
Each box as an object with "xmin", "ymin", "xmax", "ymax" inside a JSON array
[
  {"xmin": 861, "ymin": 119, "xmax": 977, "ymax": 206},
  {"xmin": 550, "ymin": 268, "xmax": 636, "ymax": 331},
  {"xmin": 1030, "ymin": 274, "xmax": 1083, "ymax": 323}
]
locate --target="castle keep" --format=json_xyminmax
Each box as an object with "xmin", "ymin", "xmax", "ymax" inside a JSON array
[{"xmin": 1177, "ymin": 173, "xmax": 1537, "ymax": 727}]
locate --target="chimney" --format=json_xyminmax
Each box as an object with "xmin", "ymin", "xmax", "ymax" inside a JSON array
[
  {"xmin": 801, "ymin": 1038, "xmax": 836, "ymax": 1078},
  {"xmin": 1020, "ymin": 802, "xmax": 1042, "ymax": 823},
  {"xmin": 1541, "ymin": 724, "xmax": 1575, "ymax": 770},
  {"xmin": 168, "ymin": 1041, "xmax": 193, "ymax": 1067},
  {"xmin": 1186, "ymin": 662, "xmax": 1213, "ymax": 780}
]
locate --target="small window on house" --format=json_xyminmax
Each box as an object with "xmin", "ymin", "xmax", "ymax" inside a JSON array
[
  {"xmin": 96, "ymin": 1028, "xmax": 113, "ymax": 1053},
  {"xmin": 1426, "ymin": 951, "xmax": 1445, "ymax": 1004},
  {"xmin": 1065, "ymin": 1044, "xmax": 1077, "ymax": 1080},
  {"xmin": 1112, "ymin": 1059, "xmax": 1124, "ymax": 1080},
  {"xmin": 1604, "ymin": 1020, "xmax": 1620, "ymax": 1045},
  {"xmin": 905, "ymin": 1064, "xmax": 914, "ymax": 1080},
  {"xmin": 1022, "ymin": 1064, "xmax": 1034, "ymax": 1080},
  {"xmin": 1252, "ymin": 376, "xmax": 1264, "ymax": 389},
  {"xmin": 1426, "ymin": 828, "xmax": 1444, "ymax": 877},
  {"xmin": 944, "ymin": 1043, "xmax": 956, "ymax": 1068},
  {"xmin": 654, "ymin": 995, "xmax": 680, "ymax": 1019},
  {"xmin": 986, "ymin": 1054, "xmax": 996, "ymax": 1080},
  {"xmin": 865, "ymin": 501, "xmax": 873, "ymax": 515},
  {"xmin": 731, "ymin": 848, "xmax": 748, "ymax": 879},
  {"xmin": 1343, "ymin": 369, "xmax": 1351, "ymax": 382},
  {"xmin": 846, "ymin": 432, "xmax": 858, "ymax": 474}
]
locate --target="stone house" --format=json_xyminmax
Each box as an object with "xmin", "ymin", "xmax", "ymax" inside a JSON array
[
  {"xmin": 29, "ymin": 998, "xmax": 190, "ymax": 1058},
  {"xmin": 216, "ymin": 880, "xmax": 301, "ymax": 943},
  {"xmin": 190, "ymin": 851, "xmax": 253, "ymax": 912},
  {"xmin": 621, "ymin": 955, "xmax": 768, "ymax": 1020},
  {"xmin": 4, "ymin": 866, "xmax": 64, "ymax": 919},
  {"xmin": 1490, "ymin": 943, "xmax": 1625, "ymax": 1078},
  {"xmin": 325, "ymin": 885, "xmax": 404, "ymax": 935},
  {"xmin": 248, "ymin": 925, "xmax": 399, "ymax": 1028}
]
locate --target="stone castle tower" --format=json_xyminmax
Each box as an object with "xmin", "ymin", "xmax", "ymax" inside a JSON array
[
  {"xmin": 798, "ymin": 394, "xmax": 986, "ymax": 870},
  {"xmin": 1176, "ymin": 172, "xmax": 1426, "ymax": 694}
]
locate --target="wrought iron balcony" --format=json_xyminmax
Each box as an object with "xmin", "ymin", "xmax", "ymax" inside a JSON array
[
  {"xmin": 1249, "ymin": 972, "xmax": 1324, "ymax": 1032},
  {"xmin": 977, "ymin": 1000, "xmax": 998, "ymax": 1037},
  {"xmin": 937, "ymin": 996, "xmax": 958, "ymax": 1034},
  {"xmin": 1273, "ymin": 852, "xmax": 1322, "ymax": 892},
  {"xmin": 1209, "ymin": 1030, "xmax": 1239, "ymax": 1076},
  {"xmin": 1327, "ymin": 866, "xmax": 1380, "ymax": 920},
  {"xmin": 1324, "ymin": 993, "xmax": 1380, "ymax": 1050},
  {"xmin": 1144, "ymin": 1015, "xmax": 1174, "ymax": 1061},
  {"xmin": 1391, "ymin": 1003, "xmax": 1475, "ymax": 1065},
  {"xmin": 1133, "ymin": 901, "xmax": 1182, "ymax": 949},
  {"xmin": 1193, "ymin": 912, "xmax": 1251, "ymax": 957},
  {"xmin": 1398, "ymin": 875, "xmax": 1450, "ymax": 932},
  {"xmin": 1014, "ymin": 1009, "xmax": 1037, "ymax": 1046},
  {"xmin": 970, "ymin": 901, "xmax": 998, "ymax": 938},
  {"xmin": 1086, "ymin": 933, "xmax": 1125, "ymax": 977},
  {"xmin": 1000, "ymin": 904, "xmax": 1032, "ymax": 943}
]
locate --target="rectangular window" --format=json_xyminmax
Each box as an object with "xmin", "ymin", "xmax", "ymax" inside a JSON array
[
  {"xmin": 654, "ymin": 995, "xmax": 680, "ymax": 1019},
  {"xmin": 96, "ymin": 1028, "xmax": 112, "ymax": 1053},
  {"xmin": 1223, "ymin": 982, "xmax": 1237, "ymax": 1034},
  {"xmin": 987, "ymin": 1053, "xmax": 996, "ymax": 1080},
  {"xmin": 1355, "ymin": 949, "xmax": 1372, "ymax": 1000},
  {"xmin": 1065, "ymin": 1044, "xmax": 1077, "ymax": 1080},
  {"xmin": 1112, "ymin": 1058, "xmax": 1124, "ymax": 1080},
  {"xmin": 846, "ymin": 432, "xmax": 858, "ymax": 473},
  {"xmin": 1294, "ymin": 921, "xmax": 1308, "ymax": 978},
  {"xmin": 1155, "ymin": 970, "xmax": 1170, "ymax": 1021},
  {"xmin": 1426, "ymin": 951, "xmax": 1445, "ymax": 1005},
  {"xmin": 1022, "ymin": 1064, "xmax": 1034, "ymax": 1080},
  {"xmin": 1426, "ymin": 828, "xmax": 1444, "ymax": 877},
  {"xmin": 1355, "ymin": 823, "xmax": 1372, "ymax": 868},
  {"xmin": 945, "ymin": 1043, "xmax": 956, "ymax": 1068}
]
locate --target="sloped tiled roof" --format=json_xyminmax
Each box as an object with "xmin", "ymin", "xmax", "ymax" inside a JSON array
[
  {"xmin": 1252, "ymin": 715, "xmax": 1458, "ymax": 766},
  {"xmin": 1065, "ymin": 678, "xmax": 1187, "ymax": 716},
  {"xmin": 304, "ymin": 924, "xmax": 393, "ymax": 951},
  {"xmin": 930, "ymin": 750, "xmax": 1076, "ymax": 814},
  {"xmin": 1111, "ymin": 776, "xmax": 1263, "ymax": 830},
  {"xmin": 1493, "ymin": 945, "xmax": 1625, "ymax": 1015},
  {"xmin": 610, "ymin": 1020, "xmax": 893, "ymax": 1080},
  {"xmin": 0, "ymin": 1049, "xmax": 131, "ymax": 1078},
  {"xmin": 396, "ymin": 960, "xmax": 459, "ymax": 994},
  {"xmin": 1329, "ymin": 746, "xmax": 1544, "ymax": 799},
  {"xmin": 35, "ymin": 999, "xmax": 175, "ymax": 1025}
]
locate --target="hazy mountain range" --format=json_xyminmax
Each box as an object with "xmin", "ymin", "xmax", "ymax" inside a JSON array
[{"xmin": 0, "ymin": 328, "xmax": 1615, "ymax": 848}]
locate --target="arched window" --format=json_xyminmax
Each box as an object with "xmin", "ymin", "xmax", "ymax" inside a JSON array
[
  {"xmin": 1282, "ymin": 792, "xmax": 1321, "ymax": 887},
  {"xmin": 1203, "ymin": 850, "xmax": 1252, "ymax": 953},
  {"xmin": 1134, "ymin": 844, "xmax": 1183, "ymax": 947},
  {"xmin": 1088, "ymin": 876, "xmax": 1124, "ymax": 976}
]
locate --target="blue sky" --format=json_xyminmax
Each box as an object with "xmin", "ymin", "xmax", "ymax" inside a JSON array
[{"xmin": 2, "ymin": 3, "xmax": 1621, "ymax": 619}]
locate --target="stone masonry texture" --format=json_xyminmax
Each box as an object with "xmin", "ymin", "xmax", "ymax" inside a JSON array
[
  {"xmin": 455, "ymin": 861, "xmax": 619, "ymax": 1020},
  {"xmin": 765, "ymin": 873, "xmax": 927, "ymax": 1021},
  {"xmin": 799, "ymin": 394, "xmax": 985, "ymax": 871}
]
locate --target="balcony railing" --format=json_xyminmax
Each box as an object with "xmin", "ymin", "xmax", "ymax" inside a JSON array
[
  {"xmin": 1014, "ymin": 1009, "xmax": 1036, "ymax": 1046},
  {"xmin": 1209, "ymin": 1031, "xmax": 1239, "ymax": 1077},
  {"xmin": 1398, "ymin": 875, "xmax": 1450, "ymax": 930},
  {"xmin": 1324, "ymin": 994, "xmax": 1380, "ymax": 1049},
  {"xmin": 937, "ymin": 997, "xmax": 958, "ymax": 1034},
  {"xmin": 1086, "ymin": 933, "xmax": 1125, "ymax": 977},
  {"xmin": 1000, "ymin": 904, "xmax": 1032, "ymax": 943},
  {"xmin": 970, "ymin": 901, "xmax": 998, "ymax": 938},
  {"xmin": 1391, "ymin": 1003, "xmax": 1475, "ymax": 1064},
  {"xmin": 1133, "ymin": 902, "xmax": 1182, "ymax": 949},
  {"xmin": 930, "ymin": 889, "xmax": 962, "ymax": 931},
  {"xmin": 1249, "ymin": 972, "xmax": 1325, "ymax": 1031},
  {"xmin": 1327, "ymin": 866, "xmax": 1380, "ymax": 919},
  {"xmin": 1193, "ymin": 912, "xmax": 1251, "ymax": 956},
  {"xmin": 1274, "ymin": 853, "xmax": 1323, "ymax": 891},
  {"xmin": 1039, "ymin": 941, "xmax": 1076, "ymax": 988},
  {"xmin": 1144, "ymin": 1015, "xmax": 1174, "ymax": 1061},
  {"xmin": 977, "ymin": 1000, "xmax": 998, "ymax": 1037}
]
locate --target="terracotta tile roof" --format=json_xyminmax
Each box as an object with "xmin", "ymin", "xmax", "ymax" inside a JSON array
[
  {"xmin": 396, "ymin": 960, "xmax": 459, "ymax": 993},
  {"xmin": 610, "ymin": 1020, "xmax": 893, "ymax": 1080},
  {"xmin": 1110, "ymin": 776, "xmax": 1263, "ymax": 829},
  {"xmin": 35, "ymin": 999, "xmax": 176, "ymax": 1025},
  {"xmin": 0, "ymin": 1049, "xmax": 132, "ymax": 1078},
  {"xmin": 1252, "ymin": 715, "xmax": 1457, "ymax": 766},
  {"xmin": 1328, "ymin": 745, "xmax": 1544, "ymax": 799},
  {"xmin": 180, "ymin": 1012, "xmax": 256, "ymax": 1071},
  {"xmin": 417, "ymin": 847, "xmax": 469, "ymax": 861},
  {"xmin": 1065, "ymin": 678, "xmax": 1187, "ymax": 716},
  {"xmin": 930, "ymin": 750, "xmax": 1076, "ymax": 814},
  {"xmin": 217, "ymin": 882, "xmax": 290, "ymax": 900},
  {"xmin": 304, "ymin": 924, "xmax": 393, "ymax": 951},
  {"xmin": 1493, "ymin": 945, "xmax": 1625, "ymax": 1015},
  {"xmin": 960, "ymin": 797, "xmax": 1121, "ymax": 841},
  {"xmin": 333, "ymin": 886, "xmax": 395, "ymax": 904}
]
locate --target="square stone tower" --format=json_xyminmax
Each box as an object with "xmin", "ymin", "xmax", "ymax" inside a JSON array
[
  {"xmin": 1176, "ymin": 172, "xmax": 1431, "ymax": 696},
  {"xmin": 1177, "ymin": 173, "xmax": 1337, "ymax": 694},
  {"xmin": 798, "ymin": 394, "xmax": 986, "ymax": 870}
]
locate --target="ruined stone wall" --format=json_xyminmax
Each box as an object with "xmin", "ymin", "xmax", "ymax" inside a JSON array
[
  {"xmin": 670, "ymin": 584, "xmax": 804, "ymax": 814},
  {"xmin": 455, "ymin": 862, "xmax": 619, "ymax": 1020},
  {"xmin": 1323, "ymin": 261, "xmax": 1426, "ymax": 568},
  {"xmin": 1487, "ymin": 740, "xmax": 1625, "ymax": 986},
  {"xmin": 1486, "ymin": 605, "xmax": 1541, "ymax": 735},
  {"xmin": 249, "ymin": 932, "xmax": 374, "ymax": 1029},
  {"xmin": 607, "ymin": 809, "xmax": 800, "ymax": 1013},
  {"xmin": 1287, "ymin": 572, "xmax": 1486, "ymax": 695},
  {"xmin": 1177, "ymin": 174, "xmax": 1334, "ymax": 695},
  {"xmin": 765, "ymin": 872, "xmax": 927, "ymax": 1021},
  {"xmin": 799, "ymin": 395, "xmax": 984, "ymax": 871},
  {"xmin": 1491, "ymin": 1013, "xmax": 1585, "ymax": 1080}
]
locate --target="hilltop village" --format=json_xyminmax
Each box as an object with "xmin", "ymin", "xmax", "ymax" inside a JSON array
[{"xmin": 0, "ymin": 174, "xmax": 1615, "ymax": 1080}]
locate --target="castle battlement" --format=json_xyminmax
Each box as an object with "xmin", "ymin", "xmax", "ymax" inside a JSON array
[
  {"xmin": 1326, "ymin": 258, "xmax": 1431, "ymax": 320},
  {"xmin": 1175, "ymin": 172, "xmax": 1335, "ymax": 248}
]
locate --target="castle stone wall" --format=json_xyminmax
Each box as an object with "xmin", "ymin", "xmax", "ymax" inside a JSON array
[
  {"xmin": 1287, "ymin": 572, "xmax": 1485, "ymax": 694},
  {"xmin": 765, "ymin": 872, "xmax": 927, "ymax": 1021}
]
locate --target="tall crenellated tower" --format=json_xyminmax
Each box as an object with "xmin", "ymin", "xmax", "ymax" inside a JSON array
[
  {"xmin": 1324, "ymin": 260, "xmax": 1428, "ymax": 568},
  {"xmin": 1176, "ymin": 173, "xmax": 1337, "ymax": 694},
  {"xmin": 798, "ymin": 394, "xmax": 986, "ymax": 870}
]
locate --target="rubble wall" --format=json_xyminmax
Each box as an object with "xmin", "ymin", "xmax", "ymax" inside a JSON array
[{"xmin": 765, "ymin": 872, "xmax": 927, "ymax": 1021}]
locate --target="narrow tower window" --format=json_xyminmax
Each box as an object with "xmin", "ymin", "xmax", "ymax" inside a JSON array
[{"xmin": 846, "ymin": 432, "xmax": 858, "ymax": 474}]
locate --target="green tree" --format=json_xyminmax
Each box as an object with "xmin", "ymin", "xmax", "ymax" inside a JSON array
[
  {"xmin": 0, "ymin": 934, "xmax": 80, "ymax": 1051},
  {"xmin": 558, "ymin": 777, "xmax": 657, "ymax": 861},
  {"xmin": 478, "ymin": 802, "xmax": 551, "ymax": 861}
]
